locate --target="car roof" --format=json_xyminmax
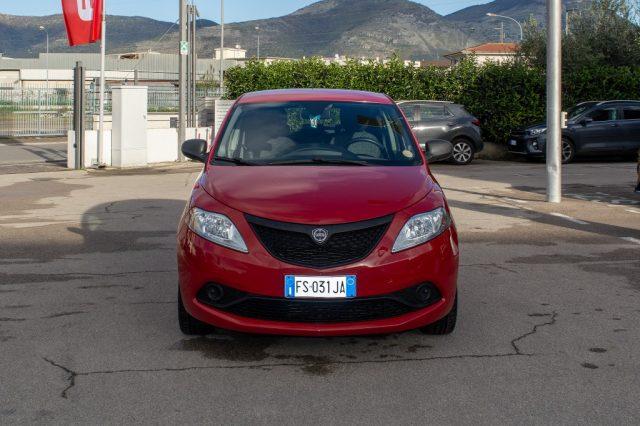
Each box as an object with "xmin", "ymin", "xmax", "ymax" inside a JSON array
[
  {"xmin": 237, "ymin": 89, "xmax": 393, "ymax": 105},
  {"xmin": 396, "ymin": 100, "xmax": 454, "ymax": 104},
  {"xmin": 598, "ymin": 100, "xmax": 640, "ymax": 105},
  {"xmin": 577, "ymin": 100, "xmax": 640, "ymax": 107}
]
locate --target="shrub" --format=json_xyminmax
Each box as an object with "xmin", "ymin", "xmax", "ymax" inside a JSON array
[{"xmin": 224, "ymin": 57, "xmax": 640, "ymax": 144}]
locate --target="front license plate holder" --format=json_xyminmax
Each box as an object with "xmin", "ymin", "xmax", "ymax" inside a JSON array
[{"xmin": 285, "ymin": 275, "xmax": 356, "ymax": 299}]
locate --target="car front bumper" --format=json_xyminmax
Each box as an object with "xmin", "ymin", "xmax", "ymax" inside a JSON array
[
  {"xmin": 507, "ymin": 133, "xmax": 545, "ymax": 156},
  {"xmin": 177, "ymin": 196, "xmax": 459, "ymax": 336}
]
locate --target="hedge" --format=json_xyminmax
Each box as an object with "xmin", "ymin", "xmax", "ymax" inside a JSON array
[{"xmin": 223, "ymin": 58, "xmax": 640, "ymax": 144}]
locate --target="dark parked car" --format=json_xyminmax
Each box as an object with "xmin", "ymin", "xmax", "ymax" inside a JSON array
[
  {"xmin": 397, "ymin": 101, "xmax": 483, "ymax": 165},
  {"xmin": 509, "ymin": 100, "xmax": 640, "ymax": 163}
]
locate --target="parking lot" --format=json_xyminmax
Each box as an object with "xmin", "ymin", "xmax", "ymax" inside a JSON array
[{"xmin": 0, "ymin": 160, "xmax": 639, "ymax": 424}]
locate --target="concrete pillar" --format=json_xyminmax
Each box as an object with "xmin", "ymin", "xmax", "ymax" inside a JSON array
[{"xmin": 111, "ymin": 85, "xmax": 148, "ymax": 167}]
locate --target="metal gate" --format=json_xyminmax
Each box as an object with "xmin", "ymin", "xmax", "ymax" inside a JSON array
[{"xmin": 0, "ymin": 87, "xmax": 74, "ymax": 137}]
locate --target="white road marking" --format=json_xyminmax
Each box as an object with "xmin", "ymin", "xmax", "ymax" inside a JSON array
[
  {"xmin": 626, "ymin": 209, "xmax": 640, "ymax": 214},
  {"xmin": 620, "ymin": 237, "xmax": 640, "ymax": 245},
  {"xmin": 550, "ymin": 212, "xmax": 589, "ymax": 225},
  {"xmin": 503, "ymin": 197, "xmax": 528, "ymax": 204}
]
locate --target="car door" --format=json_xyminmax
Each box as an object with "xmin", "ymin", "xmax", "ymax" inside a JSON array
[
  {"xmin": 572, "ymin": 105, "xmax": 625, "ymax": 152},
  {"xmin": 405, "ymin": 103, "xmax": 453, "ymax": 143},
  {"xmin": 619, "ymin": 103, "xmax": 640, "ymax": 153},
  {"xmin": 398, "ymin": 103, "xmax": 423, "ymax": 141}
]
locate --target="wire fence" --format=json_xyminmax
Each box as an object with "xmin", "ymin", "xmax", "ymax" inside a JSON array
[
  {"xmin": 0, "ymin": 85, "xmax": 221, "ymax": 137},
  {"xmin": 0, "ymin": 87, "xmax": 74, "ymax": 137}
]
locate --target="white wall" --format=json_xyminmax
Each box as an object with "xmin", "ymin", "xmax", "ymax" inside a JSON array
[
  {"xmin": 68, "ymin": 127, "xmax": 213, "ymax": 168},
  {"xmin": 89, "ymin": 113, "xmax": 182, "ymax": 131},
  {"xmin": 67, "ymin": 130, "xmax": 113, "ymax": 169}
]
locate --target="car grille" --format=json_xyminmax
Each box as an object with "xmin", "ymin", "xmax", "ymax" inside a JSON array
[
  {"xmin": 246, "ymin": 214, "xmax": 392, "ymax": 269},
  {"xmin": 197, "ymin": 283, "xmax": 442, "ymax": 323}
]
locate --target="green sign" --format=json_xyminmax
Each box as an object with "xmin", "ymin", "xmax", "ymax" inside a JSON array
[{"xmin": 180, "ymin": 41, "xmax": 189, "ymax": 56}]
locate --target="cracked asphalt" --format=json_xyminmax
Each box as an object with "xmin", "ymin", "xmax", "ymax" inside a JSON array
[{"xmin": 0, "ymin": 160, "xmax": 639, "ymax": 424}]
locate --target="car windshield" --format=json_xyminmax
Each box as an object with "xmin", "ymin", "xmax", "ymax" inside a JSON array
[
  {"xmin": 213, "ymin": 101, "xmax": 422, "ymax": 166},
  {"xmin": 568, "ymin": 102, "xmax": 598, "ymax": 119}
]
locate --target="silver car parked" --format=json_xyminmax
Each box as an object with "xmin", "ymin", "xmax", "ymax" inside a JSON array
[{"xmin": 397, "ymin": 101, "xmax": 484, "ymax": 165}]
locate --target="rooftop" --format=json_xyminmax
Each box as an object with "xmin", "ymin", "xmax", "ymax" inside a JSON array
[{"xmin": 445, "ymin": 42, "xmax": 519, "ymax": 57}]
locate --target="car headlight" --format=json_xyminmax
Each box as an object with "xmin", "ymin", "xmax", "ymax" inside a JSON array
[
  {"xmin": 528, "ymin": 127, "xmax": 547, "ymax": 136},
  {"xmin": 188, "ymin": 208, "xmax": 248, "ymax": 253},
  {"xmin": 392, "ymin": 207, "xmax": 451, "ymax": 253}
]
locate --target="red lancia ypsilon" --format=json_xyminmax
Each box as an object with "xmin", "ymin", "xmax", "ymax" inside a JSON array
[{"xmin": 177, "ymin": 89, "xmax": 459, "ymax": 336}]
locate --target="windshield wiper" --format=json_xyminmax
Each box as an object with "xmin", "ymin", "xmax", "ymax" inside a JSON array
[
  {"xmin": 213, "ymin": 156, "xmax": 259, "ymax": 166},
  {"xmin": 268, "ymin": 158, "xmax": 371, "ymax": 166}
]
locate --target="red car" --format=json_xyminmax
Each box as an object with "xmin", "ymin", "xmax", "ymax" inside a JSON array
[{"xmin": 177, "ymin": 89, "xmax": 459, "ymax": 336}]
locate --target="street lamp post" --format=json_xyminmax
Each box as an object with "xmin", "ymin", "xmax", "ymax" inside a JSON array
[
  {"xmin": 255, "ymin": 26, "xmax": 260, "ymax": 60},
  {"xmin": 486, "ymin": 13, "xmax": 523, "ymax": 41},
  {"xmin": 38, "ymin": 26, "xmax": 49, "ymax": 90}
]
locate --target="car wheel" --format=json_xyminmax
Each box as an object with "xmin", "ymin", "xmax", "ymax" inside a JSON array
[
  {"xmin": 561, "ymin": 139, "xmax": 576, "ymax": 164},
  {"xmin": 451, "ymin": 139, "xmax": 475, "ymax": 165},
  {"xmin": 178, "ymin": 291, "xmax": 215, "ymax": 335},
  {"xmin": 420, "ymin": 294, "xmax": 457, "ymax": 335}
]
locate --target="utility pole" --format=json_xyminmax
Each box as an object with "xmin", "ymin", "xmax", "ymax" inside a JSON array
[
  {"xmin": 38, "ymin": 26, "xmax": 49, "ymax": 90},
  {"xmin": 96, "ymin": 0, "xmax": 107, "ymax": 167},
  {"xmin": 186, "ymin": 4, "xmax": 192, "ymax": 127},
  {"xmin": 495, "ymin": 22, "xmax": 505, "ymax": 43},
  {"xmin": 219, "ymin": 0, "xmax": 225, "ymax": 94},
  {"xmin": 546, "ymin": 0, "xmax": 562, "ymax": 203},
  {"xmin": 179, "ymin": 0, "xmax": 188, "ymax": 160},
  {"xmin": 191, "ymin": 4, "xmax": 198, "ymax": 127}
]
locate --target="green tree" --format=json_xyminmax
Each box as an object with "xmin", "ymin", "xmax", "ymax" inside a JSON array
[{"xmin": 520, "ymin": 0, "xmax": 640, "ymax": 71}]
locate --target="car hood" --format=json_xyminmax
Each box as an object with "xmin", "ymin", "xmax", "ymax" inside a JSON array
[
  {"xmin": 521, "ymin": 123, "xmax": 547, "ymax": 132},
  {"xmin": 202, "ymin": 165, "xmax": 433, "ymax": 224}
]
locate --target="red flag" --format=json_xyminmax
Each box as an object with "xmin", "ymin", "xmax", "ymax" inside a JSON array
[{"xmin": 61, "ymin": 0, "xmax": 103, "ymax": 46}]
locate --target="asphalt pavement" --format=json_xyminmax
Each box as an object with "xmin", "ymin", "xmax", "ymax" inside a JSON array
[
  {"xmin": 0, "ymin": 137, "xmax": 67, "ymax": 174},
  {"xmin": 0, "ymin": 160, "xmax": 639, "ymax": 424}
]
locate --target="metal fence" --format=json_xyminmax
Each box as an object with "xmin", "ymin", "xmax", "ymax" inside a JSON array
[
  {"xmin": 0, "ymin": 85, "xmax": 222, "ymax": 137},
  {"xmin": 0, "ymin": 87, "xmax": 74, "ymax": 137}
]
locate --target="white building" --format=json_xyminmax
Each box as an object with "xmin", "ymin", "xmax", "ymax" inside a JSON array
[
  {"xmin": 444, "ymin": 42, "xmax": 519, "ymax": 65},
  {"xmin": 214, "ymin": 46, "xmax": 247, "ymax": 60}
]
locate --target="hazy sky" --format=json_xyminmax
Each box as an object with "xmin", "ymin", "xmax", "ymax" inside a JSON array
[{"xmin": 1, "ymin": 0, "xmax": 490, "ymax": 22}]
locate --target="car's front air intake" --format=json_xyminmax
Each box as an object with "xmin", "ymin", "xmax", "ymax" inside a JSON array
[{"xmin": 246, "ymin": 214, "xmax": 392, "ymax": 269}]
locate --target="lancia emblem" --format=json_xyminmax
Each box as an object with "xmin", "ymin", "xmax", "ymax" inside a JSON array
[{"xmin": 311, "ymin": 228, "xmax": 329, "ymax": 244}]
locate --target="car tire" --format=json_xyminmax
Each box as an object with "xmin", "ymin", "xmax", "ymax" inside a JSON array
[
  {"xmin": 178, "ymin": 291, "xmax": 215, "ymax": 335},
  {"xmin": 561, "ymin": 138, "xmax": 576, "ymax": 164},
  {"xmin": 420, "ymin": 294, "xmax": 457, "ymax": 335},
  {"xmin": 451, "ymin": 139, "xmax": 475, "ymax": 165}
]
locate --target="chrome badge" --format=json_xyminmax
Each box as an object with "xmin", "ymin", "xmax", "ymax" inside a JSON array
[{"xmin": 311, "ymin": 228, "xmax": 329, "ymax": 244}]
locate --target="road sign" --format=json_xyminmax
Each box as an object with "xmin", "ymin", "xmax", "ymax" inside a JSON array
[{"xmin": 180, "ymin": 40, "xmax": 189, "ymax": 56}]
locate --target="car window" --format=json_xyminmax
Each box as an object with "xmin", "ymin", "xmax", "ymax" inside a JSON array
[
  {"xmin": 214, "ymin": 101, "xmax": 422, "ymax": 166},
  {"xmin": 568, "ymin": 102, "xmax": 598, "ymax": 119},
  {"xmin": 588, "ymin": 107, "xmax": 618, "ymax": 122},
  {"xmin": 622, "ymin": 106, "xmax": 640, "ymax": 120},
  {"xmin": 399, "ymin": 104, "xmax": 451, "ymax": 122},
  {"xmin": 420, "ymin": 104, "xmax": 451, "ymax": 120},
  {"xmin": 399, "ymin": 104, "xmax": 421, "ymax": 122}
]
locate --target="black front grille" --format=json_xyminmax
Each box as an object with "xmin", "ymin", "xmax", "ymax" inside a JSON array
[
  {"xmin": 246, "ymin": 214, "xmax": 392, "ymax": 269},
  {"xmin": 197, "ymin": 283, "xmax": 441, "ymax": 323}
]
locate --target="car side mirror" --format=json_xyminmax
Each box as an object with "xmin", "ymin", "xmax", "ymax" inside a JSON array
[
  {"xmin": 423, "ymin": 139, "xmax": 454, "ymax": 163},
  {"xmin": 181, "ymin": 139, "xmax": 208, "ymax": 163},
  {"xmin": 580, "ymin": 118, "xmax": 593, "ymax": 126}
]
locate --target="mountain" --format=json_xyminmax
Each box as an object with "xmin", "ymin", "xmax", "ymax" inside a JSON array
[
  {"xmin": 200, "ymin": 0, "xmax": 477, "ymax": 60},
  {"xmin": 0, "ymin": 13, "xmax": 216, "ymax": 58},
  {"xmin": 1, "ymin": 0, "xmax": 476, "ymax": 60},
  {"xmin": 445, "ymin": 0, "xmax": 569, "ymax": 42}
]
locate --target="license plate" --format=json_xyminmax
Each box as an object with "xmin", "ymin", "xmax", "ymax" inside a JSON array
[
  {"xmin": 509, "ymin": 139, "xmax": 517, "ymax": 146},
  {"xmin": 285, "ymin": 275, "xmax": 356, "ymax": 299}
]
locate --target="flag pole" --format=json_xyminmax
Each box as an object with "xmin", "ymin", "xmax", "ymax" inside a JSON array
[{"xmin": 97, "ymin": 0, "xmax": 106, "ymax": 167}]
